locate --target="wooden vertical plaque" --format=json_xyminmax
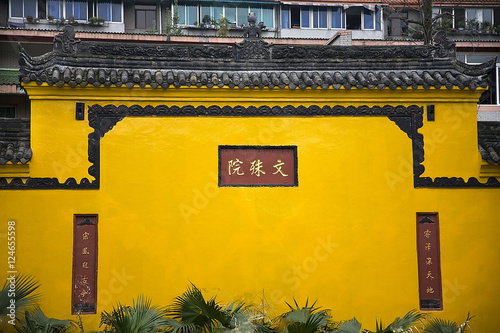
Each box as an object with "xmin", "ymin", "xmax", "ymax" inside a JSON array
[
  {"xmin": 72, "ymin": 214, "xmax": 98, "ymax": 314},
  {"xmin": 416, "ymin": 212, "xmax": 443, "ymax": 310}
]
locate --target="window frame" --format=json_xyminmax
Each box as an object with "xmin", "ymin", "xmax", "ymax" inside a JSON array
[
  {"xmin": 0, "ymin": 106, "xmax": 16, "ymax": 118},
  {"xmin": 175, "ymin": 2, "xmax": 273, "ymax": 28},
  {"xmin": 10, "ymin": 0, "xmax": 38, "ymax": 18},
  {"xmin": 96, "ymin": 0, "xmax": 122, "ymax": 23},
  {"xmin": 135, "ymin": 5, "xmax": 156, "ymax": 30},
  {"xmin": 331, "ymin": 6, "xmax": 344, "ymax": 29},
  {"xmin": 65, "ymin": 0, "xmax": 89, "ymax": 21},
  {"xmin": 47, "ymin": 0, "xmax": 64, "ymax": 19}
]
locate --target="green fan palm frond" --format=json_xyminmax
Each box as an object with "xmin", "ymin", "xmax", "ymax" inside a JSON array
[
  {"xmin": 424, "ymin": 313, "xmax": 474, "ymax": 333},
  {"xmin": 373, "ymin": 319, "xmax": 391, "ymax": 333},
  {"xmin": 0, "ymin": 274, "xmax": 41, "ymax": 316},
  {"xmin": 388, "ymin": 309, "xmax": 427, "ymax": 332},
  {"xmin": 335, "ymin": 318, "xmax": 362, "ymax": 333},
  {"xmin": 423, "ymin": 318, "xmax": 459, "ymax": 333},
  {"xmin": 168, "ymin": 284, "xmax": 226, "ymax": 333},
  {"xmin": 100, "ymin": 295, "xmax": 168, "ymax": 333},
  {"xmin": 280, "ymin": 299, "xmax": 334, "ymax": 333},
  {"xmin": 14, "ymin": 307, "xmax": 76, "ymax": 333},
  {"xmin": 163, "ymin": 317, "xmax": 198, "ymax": 333},
  {"xmin": 223, "ymin": 302, "xmax": 250, "ymax": 329}
]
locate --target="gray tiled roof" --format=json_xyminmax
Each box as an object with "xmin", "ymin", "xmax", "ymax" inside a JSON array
[
  {"xmin": 18, "ymin": 27, "xmax": 494, "ymax": 91},
  {"xmin": 0, "ymin": 118, "xmax": 31, "ymax": 164},
  {"xmin": 478, "ymin": 121, "xmax": 500, "ymax": 166}
]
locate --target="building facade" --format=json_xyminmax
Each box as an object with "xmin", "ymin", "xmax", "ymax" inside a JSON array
[{"xmin": 0, "ymin": 25, "xmax": 499, "ymax": 331}]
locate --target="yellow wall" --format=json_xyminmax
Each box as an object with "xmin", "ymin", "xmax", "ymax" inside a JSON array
[{"xmin": 1, "ymin": 84, "xmax": 499, "ymax": 332}]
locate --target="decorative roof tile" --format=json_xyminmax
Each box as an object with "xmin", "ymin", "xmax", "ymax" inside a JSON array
[
  {"xmin": 0, "ymin": 118, "xmax": 31, "ymax": 165},
  {"xmin": 478, "ymin": 121, "xmax": 500, "ymax": 166},
  {"xmin": 18, "ymin": 27, "xmax": 494, "ymax": 92},
  {"xmin": 0, "ymin": 69, "xmax": 19, "ymax": 85}
]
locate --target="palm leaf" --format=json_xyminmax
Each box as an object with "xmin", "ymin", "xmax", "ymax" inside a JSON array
[
  {"xmin": 164, "ymin": 318, "xmax": 198, "ymax": 333},
  {"xmin": 0, "ymin": 274, "xmax": 41, "ymax": 316},
  {"xmin": 100, "ymin": 295, "xmax": 168, "ymax": 333},
  {"xmin": 14, "ymin": 307, "xmax": 76, "ymax": 333},
  {"xmin": 388, "ymin": 309, "xmax": 427, "ymax": 332},
  {"xmin": 336, "ymin": 318, "xmax": 362, "ymax": 333},
  {"xmin": 424, "ymin": 313, "xmax": 474, "ymax": 333},
  {"xmin": 280, "ymin": 299, "xmax": 333, "ymax": 333},
  {"xmin": 423, "ymin": 318, "xmax": 459, "ymax": 333},
  {"xmin": 168, "ymin": 283, "xmax": 225, "ymax": 332}
]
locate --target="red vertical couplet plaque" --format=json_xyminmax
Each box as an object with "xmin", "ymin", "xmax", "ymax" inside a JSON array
[
  {"xmin": 219, "ymin": 145, "xmax": 298, "ymax": 187},
  {"xmin": 416, "ymin": 213, "xmax": 443, "ymax": 310},
  {"xmin": 72, "ymin": 214, "xmax": 98, "ymax": 314}
]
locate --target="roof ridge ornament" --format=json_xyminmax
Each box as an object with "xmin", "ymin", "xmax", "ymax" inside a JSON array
[
  {"xmin": 242, "ymin": 12, "xmax": 265, "ymax": 40},
  {"xmin": 54, "ymin": 25, "xmax": 81, "ymax": 54},
  {"xmin": 433, "ymin": 30, "xmax": 455, "ymax": 58},
  {"xmin": 237, "ymin": 12, "xmax": 271, "ymax": 60}
]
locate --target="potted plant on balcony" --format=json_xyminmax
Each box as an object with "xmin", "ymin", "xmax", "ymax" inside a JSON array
[
  {"xmin": 202, "ymin": 14, "xmax": 212, "ymax": 28},
  {"xmin": 481, "ymin": 21, "xmax": 492, "ymax": 34},
  {"xmin": 457, "ymin": 20, "xmax": 465, "ymax": 32},
  {"xmin": 68, "ymin": 15, "xmax": 76, "ymax": 24},
  {"xmin": 26, "ymin": 15, "xmax": 34, "ymax": 23},
  {"xmin": 467, "ymin": 18, "xmax": 479, "ymax": 33},
  {"xmin": 47, "ymin": 14, "xmax": 54, "ymax": 22},
  {"xmin": 217, "ymin": 16, "xmax": 230, "ymax": 36}
]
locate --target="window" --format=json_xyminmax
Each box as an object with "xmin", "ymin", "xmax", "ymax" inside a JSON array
[
  {"xmin": 10, "ymin": 0, "xmax": 37, "ymax": 18},
  {"xmin": 300, "ymin": 7, "xmax": 309, "ymax": 28},
  {"xmin": 176, "ymin": 3, "xmax": 272, "ymax": 28},
  {"xmin": 454, "ymin": 8, "xmax": 465, "ymax": 28},
  {"xmin": 466, "ymin": 8, "xmax": 493, "ymax": 29},
  {"xmin": 225, "ymin": 5, "xmax": 236, "ymax": 26},
  {"xmin": 214, "ymin": 5, "xmax": 223, "ymax": 23},
  {"xmin": 200, "ymin": 4, "xmax": 211, "ymax": 24},
  {"xmin": 97, "ymin": 0, "xmax": 121, "ymax": 22},
  {"xmin": 363, "ymin": 8, "xmax": 374, "ymax": 29},
  {"xmin": 346, "ymin": 6, "xmax": 376, "ymax": 30},
  {"xmin": 331, "ymin": 6, "xmax": 343, "ymax": 29},
  {"xmin": 236, "ymin": 6, "xmax": 248, "ymax": 27},
  {"xmin": 135, "ymin": 5, "xmax": 156, "ymax": 29},
  {"xmin": 345, "ymin": 6, "xmax": 361, "ymax": 30},
  {"xmin": 262, "ymin": 6, "xmax": 273, "ymax": 28},
  {"xmin": 313, "ymin": 7, "xmax": 327, "ymax": 28},
  {"xmin": 66, "ymin": 0, "xmax": 88, "ymax": 20},
  {"xmin": 47, "ymin": 0, "xmax": 63, "ymax": 19},
  {"xmin": 177, "ymin": 3, "xmax": 197, "ymax": 25},
  {"xmin": 290, "ymin": 6, "xmax": 300, "ymax": 28},
  {"xmin": 281, "ymin": 5, "xmax": 289, "ymax": 28},
  {"xmin": 0, "ymin": 106, "xmax": 16, "ymax": 118}
]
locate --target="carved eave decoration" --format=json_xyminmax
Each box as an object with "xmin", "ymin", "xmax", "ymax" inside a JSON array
[{"xmin": 18, "ymin": 26, "xmax": 494, "ymax": 91}]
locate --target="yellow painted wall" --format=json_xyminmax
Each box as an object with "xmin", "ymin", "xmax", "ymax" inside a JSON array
[{"xmin": 1, "ymin": 84, "xmax": 499, "ymax": 332}]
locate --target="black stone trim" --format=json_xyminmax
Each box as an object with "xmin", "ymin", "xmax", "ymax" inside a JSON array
[{"xmin": 1, "ymin": 104, "xmax": 499, "ymax": 189}]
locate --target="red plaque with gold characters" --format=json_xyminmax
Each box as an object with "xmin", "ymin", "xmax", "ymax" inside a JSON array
[
  {"xmin": 219, "ymin": 146, "xmax": 298, "ymax": 187},
  {"xmin": 72, "ymin": 214, "xmax": 98, "ymax": 314},
  {"xmin": 416, "ymin": 213, "xmax": 442, "ymax": 310}
]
